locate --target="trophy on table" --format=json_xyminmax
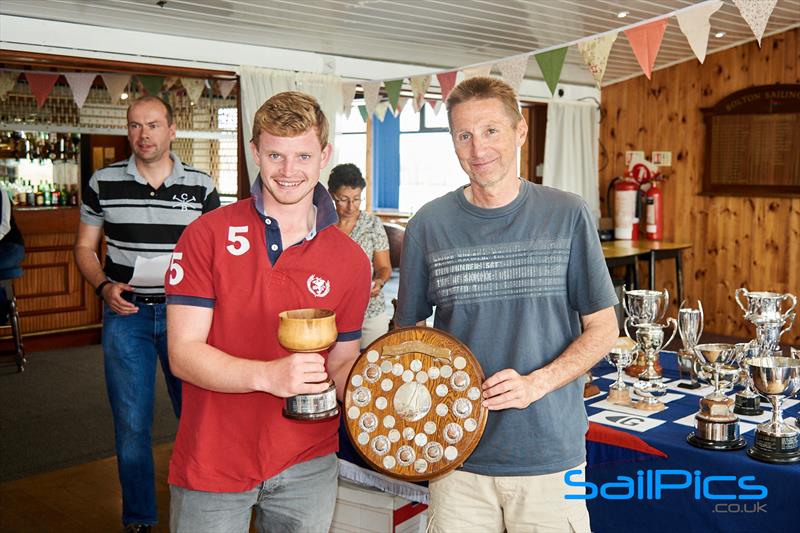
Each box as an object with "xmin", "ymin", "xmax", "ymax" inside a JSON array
[
  {"xmin": 626, "ymin": 318, "xmax": 677, "ymax": 411},
  {"xmin": 687, "ymin": 343, "xmax": 746, "ymax": 450},
  {"xmin": 622, "ymin": 287, "xmax": 670, "ymax": 377},
  {"xmin": 277, "ymin": 308, "xmax": 340, "ymax": 421},
  {"xmin": 733, "ymin": 342, "xmax": 764, "ymax": 416},
  {"xmin": 747, "ymin": 357, "xmax": 800, "ymax": 464},
  {"xmin": 677, "ymin": 301, "xmax": 703, "ymax": 389},
  {"xmin": 735, "ymin": 288, "xmax": 797, "ymax": 353},
  {"xmin": 605, "ymin": 337, "xmax": 637, "ymax": 405}
]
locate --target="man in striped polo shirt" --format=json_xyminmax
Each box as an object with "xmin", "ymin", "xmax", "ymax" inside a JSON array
[{"xmin": 74, "ymin": 95, "xmax": 219, "ymax": 533}]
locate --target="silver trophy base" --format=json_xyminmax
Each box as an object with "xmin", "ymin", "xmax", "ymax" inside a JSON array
[
  {"xmin": 734, "ymin": 392, "xmax": 763, "ymax": 416},
  {"xmin": 284, "ymin": 382, "xmax": 339, "ymax": 422},
  {"xmin": 687, "ymin": 433, "xmax": 746, "ymax": 451},
  {"xmin": 747, "ymin": 429, "xmax": 800, "ymax": 464}
]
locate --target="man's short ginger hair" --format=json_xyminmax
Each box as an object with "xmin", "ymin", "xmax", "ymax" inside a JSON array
[
  {"xmin": 251, "ymin": 91, "xmax": 329, "ymax": 149},
  {"xmin": 446, "ymin": 76, "xmax": 523, "ymax": 127}
]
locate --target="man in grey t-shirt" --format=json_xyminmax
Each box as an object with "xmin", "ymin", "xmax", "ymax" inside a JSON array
[{"xmin": 396, "ymin": 77, "xmax": 619, "ymax": 533}]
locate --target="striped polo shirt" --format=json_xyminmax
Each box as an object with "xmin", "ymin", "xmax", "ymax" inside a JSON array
[{"xmin": 80, "ymin": 152, "xmax": 220, "ymax": 295}]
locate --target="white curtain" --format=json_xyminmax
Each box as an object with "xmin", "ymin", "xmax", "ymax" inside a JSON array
[
  {"xmin": 240, "ymin": 66, "xmax": 342, "ymax": 185},
  {"xmin": 542, "ymin": 102, "xmax": 600, "ymax": 222}
]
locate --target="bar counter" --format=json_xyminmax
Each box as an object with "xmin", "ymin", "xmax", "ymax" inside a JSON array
[{"xmin": 1, "ymin": 206, "xmax": 101, "ymax": 354}]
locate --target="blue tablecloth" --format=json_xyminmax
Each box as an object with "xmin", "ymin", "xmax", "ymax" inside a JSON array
[{"xmin": 586, "ymin": 352, "xmax": 797, "ymax": 533}]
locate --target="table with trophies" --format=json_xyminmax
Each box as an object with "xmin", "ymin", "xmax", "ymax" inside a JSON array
[{"xmin": 585, "ymin": 287, "xmax": 799, "ymax": 533}]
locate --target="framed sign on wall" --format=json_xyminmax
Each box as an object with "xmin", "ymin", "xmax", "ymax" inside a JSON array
[{"xmin": 702, "ymin": 84, "xmax": 800, "ymax": 197}]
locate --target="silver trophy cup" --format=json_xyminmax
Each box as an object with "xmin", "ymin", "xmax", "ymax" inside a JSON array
[
  {"xmin": 623, "ymin": 287, "xmax": 670, "ymax": 325},
  {"xmin": 628, "ymin": 319, "xmax": 677, "ymax": 411},
  {"xmin": 733, "ymin": 342, "xmax": 763, "ymax": 416},
  {"xmin": 677, "ymin": 301, "xmax": 703, "ymax": 389},
  {"xmin": 735, "ymin": 288, "xmax": 797, "ymax": 325},
  {"xmin": 605, "ymin": 342, "xmax": 636, "ymax": 405},
  {"xmin": 747, "ymin": 357, "xmax": 800, "ymax": 464},
  {"xmin": 687, "ymin": 343, "xmax": 746, "ymax": 450},
  {"xmin": 753, "ymin": 312, "xmax": 796, "ymax": 353}
]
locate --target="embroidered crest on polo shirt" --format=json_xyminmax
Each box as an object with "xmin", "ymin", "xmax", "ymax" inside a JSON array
[
  {"xmin": 172, "ymin": 192, "xmax": 197, "ymax": 210},
  {"xmin": 307, "ymin": 274, "xmax": 331, "ymax": 298}
]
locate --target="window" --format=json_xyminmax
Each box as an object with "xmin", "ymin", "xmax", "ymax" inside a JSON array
[
  {"xmin": 216, "ymin": 107, "xmax": 238, "ymax": 205},
  {"xmin": 335, "ymin": 108, "xmax": 367, "ymax": 182}
]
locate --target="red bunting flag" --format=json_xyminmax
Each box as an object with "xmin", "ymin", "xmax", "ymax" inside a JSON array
[
  {"xmin": 625, "ymin": 19, "xmax": 669, "ymax": 79},
  {"xmin": 25, "ymin": 72, "xmax": 59, "ymax": 108},
  {"xmin": 436, "ymin": 71, "xmax": 457, "ymax": 102}
]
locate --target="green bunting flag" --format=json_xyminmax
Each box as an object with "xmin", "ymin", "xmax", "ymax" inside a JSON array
[
  {"xmin": 358, "ymin": 105, "xmax": 368, "ymax": 123},
  {"xmin": 384, "ymin": 79, "xmax": 403, "ymax": 112},
  {"xmin": 534, "ymin": 47, "xmax": 568, "ymax": 96},
  {"xmin": 137, "ymin": 75, "xmax": 165, "ymax": 97}
]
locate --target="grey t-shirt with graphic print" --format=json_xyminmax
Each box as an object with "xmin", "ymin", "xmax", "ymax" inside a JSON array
[{"xmin": 396, "ymin": 179, "xmax": 618, "ymax": 476}]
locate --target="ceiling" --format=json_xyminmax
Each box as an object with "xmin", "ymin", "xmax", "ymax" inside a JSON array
[{"xmin": 1, "ymin": 0, "xmax": 799, "ymax": 86}]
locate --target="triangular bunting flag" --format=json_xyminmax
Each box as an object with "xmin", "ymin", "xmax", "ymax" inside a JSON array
[
  {"xmin": 384, "ymin": 79, "xmax": 403, "ymax": 112},
  {"xmin": 181, "ymin": 78, "xmax": 205, "ymax": 104},
  {"xmin": 164, "ymin": 76, "xmax": 180, "ymax": 90},
  {"xmin": 624, "ymin": 18, "xmax": 668, "ymax": 79},
  {"xmin": 362, "ymin": 81, "xmax": 381, "ymax": 117},
  {"xmin": 341, "ymin": 82, "xmax": 357, "ymax": 117},
  {"xmin": 218, "ymin": 79, "xmax": 236, "ymax": 99},
  {"xmin": 462, "ymin": 65, "xmax": 492, "ymax": 80},
  {"xmin": 396, "ymin": 96, "xmax": 409, "ymax": 115},
  {"xmin": 534, "ymin": 48, "xmax": 568, "ymax": 95},
  {"xmin": 64, "ymin": 72, "xmax": 96, "ymax": 109},
  {"xmin": 102, "ymin": 73, "xmax": 131, "ymax": 103},
  {"xmin": 578, "ymin": 32, "xmax": 618, "ymax": 87},
  {"xmin": 410, "ymin": 75, "xmax": 431, "ymax": 112},
  {"xmin": 0, "ymin": 71, "xmax": 20, "ymax": 101},
  {"xmin": 25, "ymin": 72, "xmax": 59, "ymax": 108},
  {"xmin": 496, "ymin": 56, "xmax": 528, "ymax": 93},
  {"xmin": 436, "ymin": 71, "xmax": 457, "ymax": 102},
  {"xmin": 358, "ymin": 105, "xmax": 368, "ymax": 123},
  {"xmin": 137, "ymin": 75, "xmax": 165, "ymax": 97},
  {"xmin": 374, "ymin": 101, "xmax": 391, "ymax": 122},
  {"xmin": 677, "ymin": 1, "xmax": 723, "ymax": 63},
  {"xmin": 733, "ymin": 0, "xmax": 778, "ymax": 46}
]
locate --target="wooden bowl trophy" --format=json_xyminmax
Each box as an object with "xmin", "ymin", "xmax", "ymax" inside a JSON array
[
  {"xmin": 278, "ymin": 308, "xmax": 339, "ymax": 421},
  {"xmin": 343, "ymin": 327, "xmax": 488, "ymax": 481}
]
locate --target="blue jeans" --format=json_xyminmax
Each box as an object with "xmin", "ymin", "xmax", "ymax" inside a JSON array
[
  {"xmin": 170, "ymin": 454, "xmax": 339, "ymax": 533},
  {"xmin": 103, "ymin": 303, "xmax": 181, "ymax": 526}
]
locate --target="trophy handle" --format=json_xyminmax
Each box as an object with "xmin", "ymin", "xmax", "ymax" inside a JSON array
[
  {"xmin": 735, "ymin": 287, "xmax": 749, "ymax": 314},
  {"xmin": 623, "ymin": 316, "xmax": 635, "ymax": 340},
  {"xmin": 659, "ymin": 288, "xmax": 670, "ymax": 322},
  {"xmin": 622, "ymin": 285, "xmax": 631, "ymax": 317},
  {"xmin": 661, "ymin": 317, "xmax": 679, "ymax": 352},
  {"xmin": 697, "ymin": 300, "xmax": 704, "ymax": 339},
  {"xmin": 781, "ymin": 312, "xmax": 796, "ymax": 337},
  {"xmin": 782, "ymin": 293, "xmax": 798, "ymax": 317}
]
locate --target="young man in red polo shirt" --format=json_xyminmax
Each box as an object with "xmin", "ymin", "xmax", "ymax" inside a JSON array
[{"xmin": 165, "ymin": 91, "xmax": 371, "ymax": 532}]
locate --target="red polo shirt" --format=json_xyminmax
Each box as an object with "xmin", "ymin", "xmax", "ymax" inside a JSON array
[{"xmin": 165, "ymin": 182, "xmax": 370, "ymax": 492}]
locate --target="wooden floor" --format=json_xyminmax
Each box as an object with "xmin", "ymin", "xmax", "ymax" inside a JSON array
[{"xmin": 0, "ymin": 443, "xmax": 174, "ymax": 533}]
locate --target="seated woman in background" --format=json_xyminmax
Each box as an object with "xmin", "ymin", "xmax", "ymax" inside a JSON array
[{"xmin": 328, "ymin": 163, "xmax": 392, "ymax": 348}]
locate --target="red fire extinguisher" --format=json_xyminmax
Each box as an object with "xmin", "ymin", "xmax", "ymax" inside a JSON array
[
  {"xmin": 643, "ymin": 181, "xmax": 663, "ymax": 240},
  {"xmin": 608, "ymin": 177, "xmax": 640, "ymax": 240}
]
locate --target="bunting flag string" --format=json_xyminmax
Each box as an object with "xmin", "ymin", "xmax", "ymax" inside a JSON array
[
  {"xmin": 534, "ymin": 48, "xmax": 568, "ymax": 95},
  {"xmin": 677, "ymin": 1, "xmax": 723, "ymax": 64},
  {"xmin": 733, "ymin": 0, "xmax": 778, "ymax": 46},
  {"xmin": 101, "ymin": 73, "xmax": 131, "ymax": 103},
  {"xmin": 0, "ymin": 71, "xmax": 19, "ymax": 101},
  {"xmin": 625, "ymin": 18, "xmax": 668, "ymax": 79},
  {"xmin": 577, "ymin": 32, "xmax": 618, "ymax": 88},
  {"xmin": 25, "ymin": 72, "xmax": 59, "ymax": 108},
  {"xmin": 64, "ymin": 72, "xmax": 97, "ymax": 109}
]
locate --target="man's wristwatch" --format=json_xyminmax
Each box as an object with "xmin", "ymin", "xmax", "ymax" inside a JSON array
[{"xmin": 95, "ymin": 280, "xmax": 112, "ymax": 297}]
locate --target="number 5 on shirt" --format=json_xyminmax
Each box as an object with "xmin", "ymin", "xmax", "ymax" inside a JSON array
[
  {"xmin": 168, "ymin": 252, "xmax": 184, "ymax": 285},
  {"xmin": 226, "ymin": 226, "xmax": 250, "ymax": 256}
]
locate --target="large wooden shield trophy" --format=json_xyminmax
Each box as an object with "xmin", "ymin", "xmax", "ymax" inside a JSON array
[{"xmin": 343, "ymin": 327, "xmax": 488, "ymax": 481}]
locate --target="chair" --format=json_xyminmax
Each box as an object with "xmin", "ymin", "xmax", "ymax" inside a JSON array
[
  {"xmin": 382, "ymin": 223, "xmax": 405, "ymax": 270},
  {"xmin": 0, "ymin": 272, "xmax": 26, "ymax": 373}
]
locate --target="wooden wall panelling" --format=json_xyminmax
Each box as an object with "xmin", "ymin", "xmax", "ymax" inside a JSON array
[{"xmin": 600, "ymin": 28, "xmax": 799, "ymax": 345}]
